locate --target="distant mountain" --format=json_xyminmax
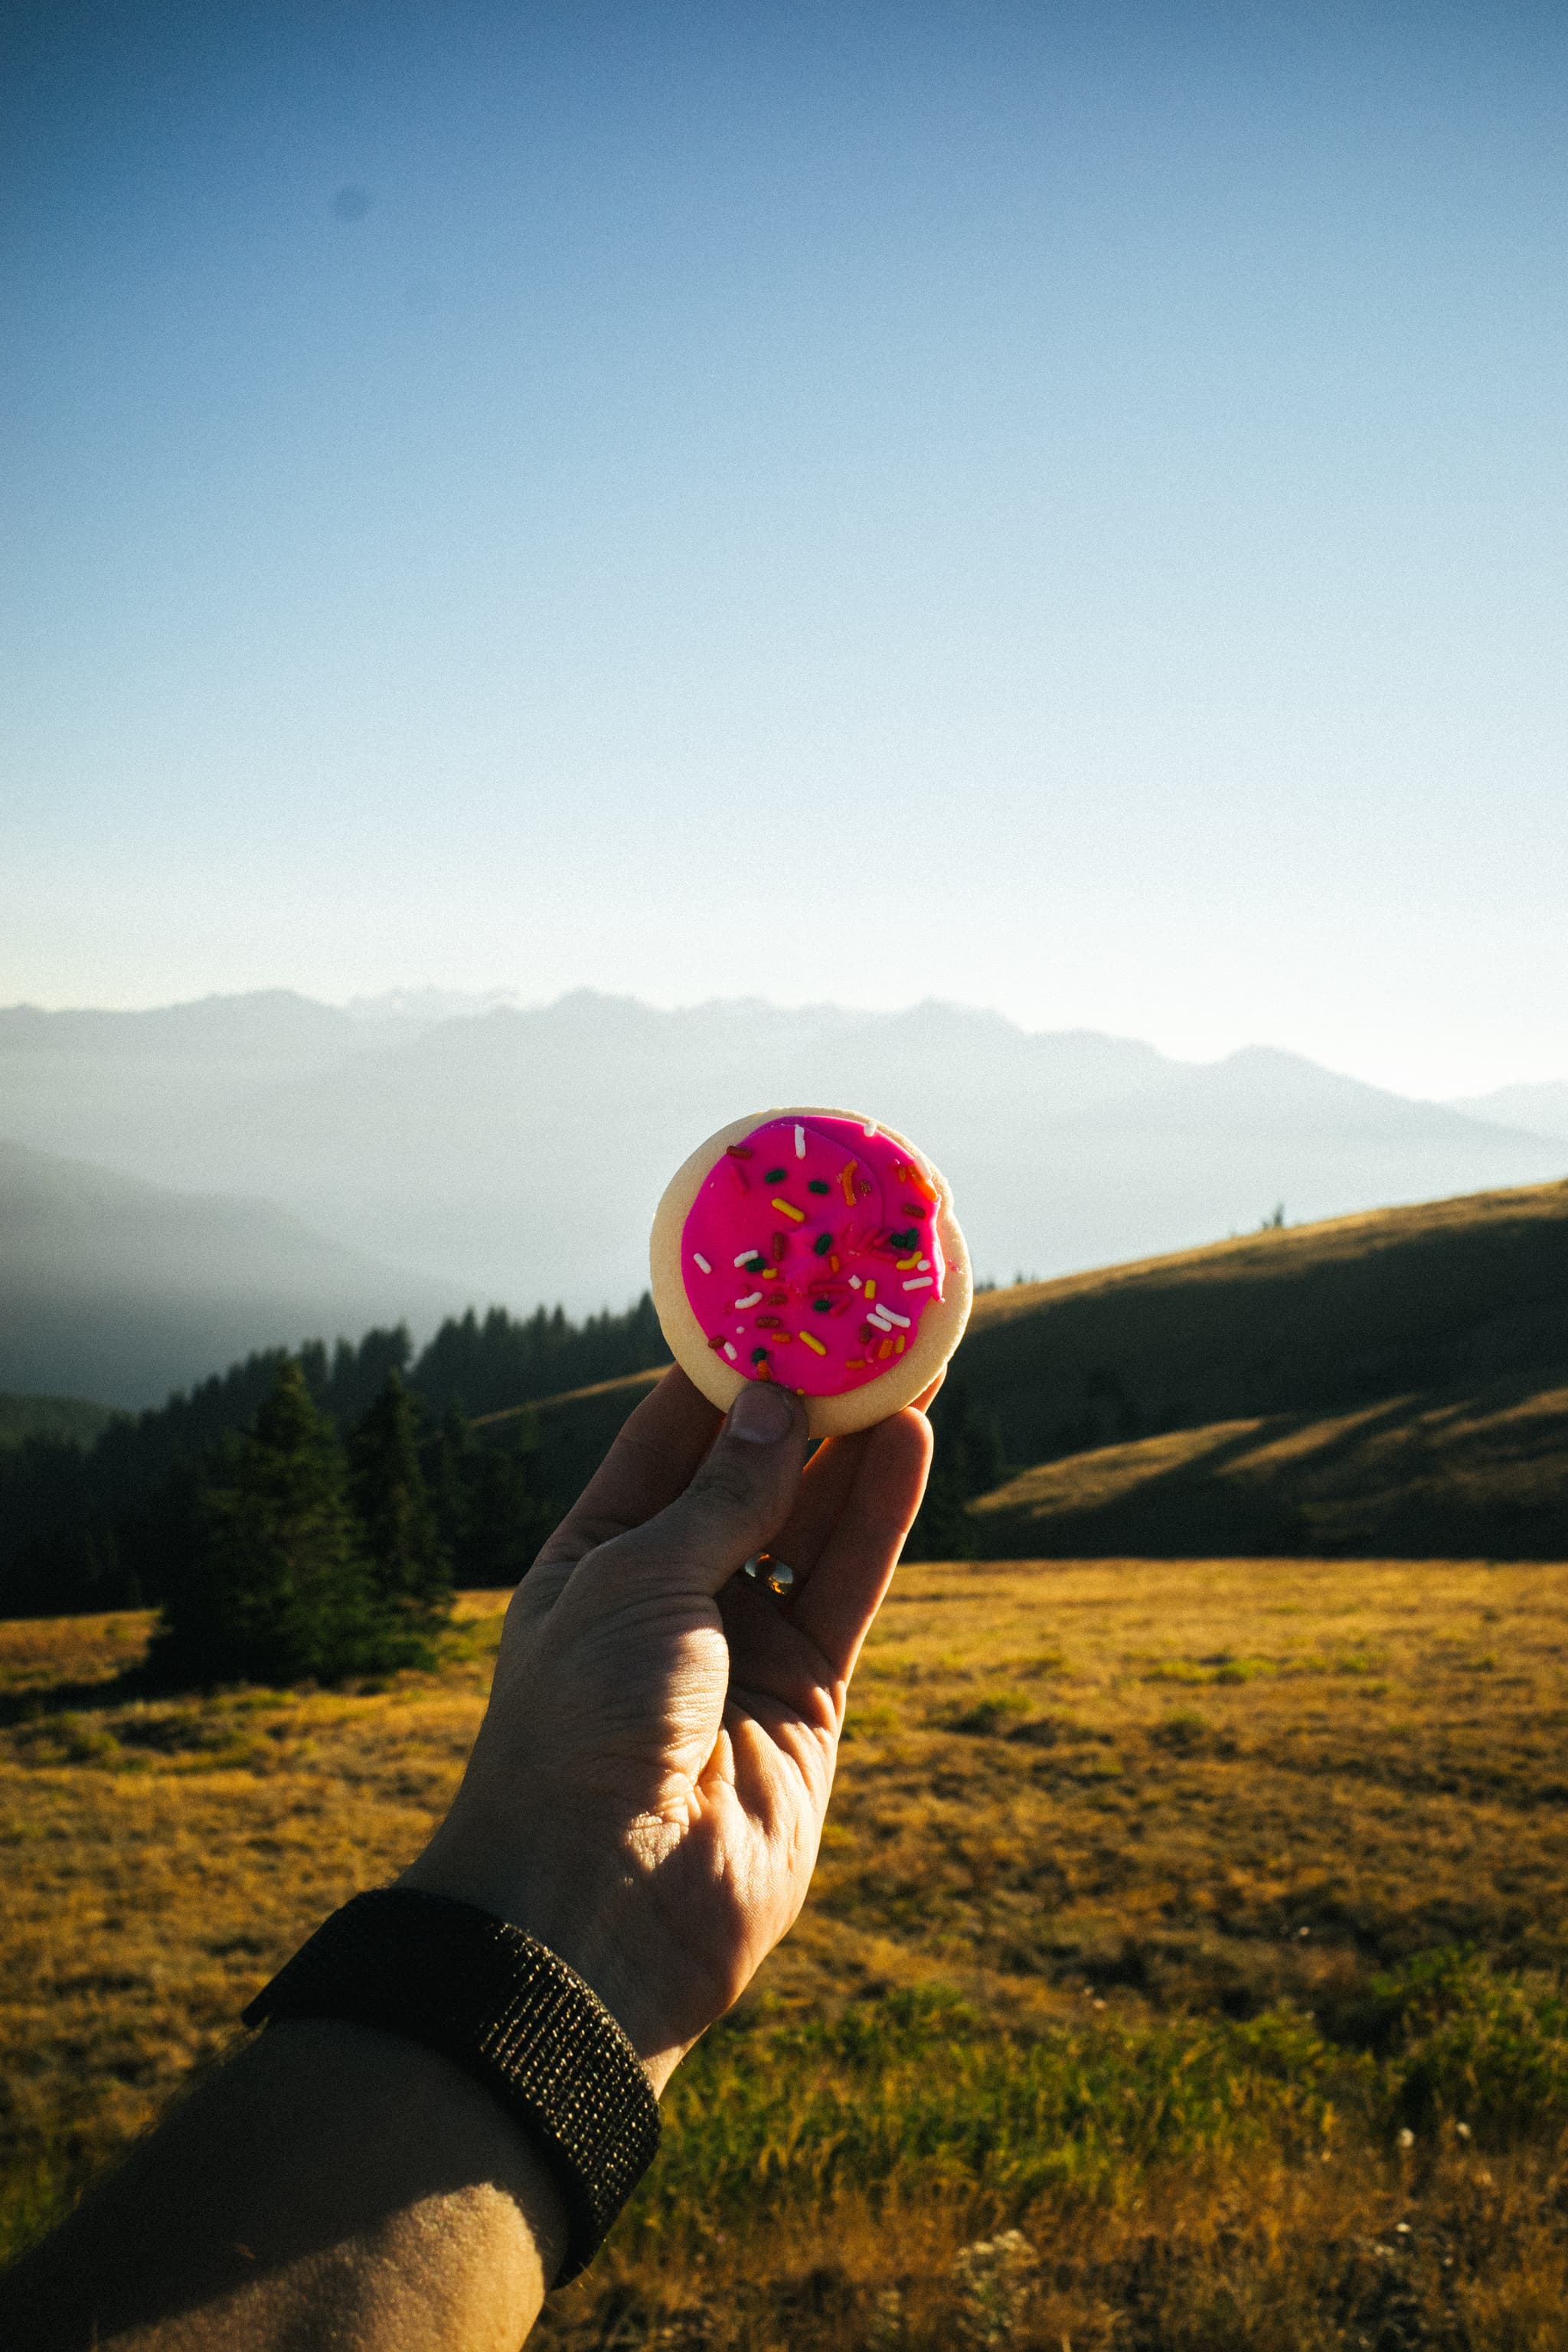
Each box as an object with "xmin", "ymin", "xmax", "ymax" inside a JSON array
[
  {"xmin": 0, "ymin": 1139, "xmax": 455, "ymax": 1406},
  {"xmin": 1452, "ymin": 1082, "xmax": 1568, "ymax": 1144},
  {"xmin": 2, "ymin": 991, "xmax": 1562, "ymax": 1317}
]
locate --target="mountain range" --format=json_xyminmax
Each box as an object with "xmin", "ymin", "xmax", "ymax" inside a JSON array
[{"xmin": 1, "ymin": 990, "xmax": 1562, "ymax": 1405}]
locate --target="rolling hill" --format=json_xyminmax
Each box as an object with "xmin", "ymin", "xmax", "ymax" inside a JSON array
[
  {"xmin": 0, "ymin": 1140, "xmax": 456, "ymax": 1407},
  {"xmin": 510, "ymin": 1178, "xmax": 1568, "ymax": 1560}
]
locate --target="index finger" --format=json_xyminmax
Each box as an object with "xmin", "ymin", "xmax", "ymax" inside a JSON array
[{"xmin": 535, "ymin": 1364, "xmax": 723, "ymax": 1566}]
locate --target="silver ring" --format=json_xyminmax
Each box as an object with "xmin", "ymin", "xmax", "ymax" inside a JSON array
[{"xmin": 742, "ymin": 1550, "xmax": 796, "ymax": 1598}]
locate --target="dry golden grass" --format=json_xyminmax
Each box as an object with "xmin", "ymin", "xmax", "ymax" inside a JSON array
[{"xmin": 5, "ymin": 1563, "xmax": 1568, "ymax": 2347}]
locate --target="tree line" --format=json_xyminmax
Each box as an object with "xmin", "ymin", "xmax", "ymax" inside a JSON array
[{"xmin": 0, "ymin": 1295, "xmax": 668, "ymax": 1621}]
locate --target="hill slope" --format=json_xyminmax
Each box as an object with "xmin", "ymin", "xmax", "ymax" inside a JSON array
[
  {"xmin": 516, "ymin": 1178, "xmax": 1568, "ymax": 1559},
  {"xmin": 0, "ymin": 1140, "xmax": 456, "ymax": 1407}
]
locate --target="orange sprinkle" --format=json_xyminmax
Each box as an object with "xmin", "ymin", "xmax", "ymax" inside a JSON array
[
  {"xmin": 838, "ymin": 1158, "xmax": 858, "ymax": 1205},
  {"xmin": 797, "ymin": 1329, "xmax": 828, "ymax": 1356},
  {"xmin": 877, "ymin": 1338, "xmax": 893, "ymax": 1359},
  {"xmin": 771, "ymin": 1197, "xmax": 805, "ymax": 1223},
  {"xmin": 830, "ymin": 1254, "xmax": 840, "ymax": 1273},
  {"xmin": 846, "ymin": 1357, "xmax": 864, "ymax": 1367}
]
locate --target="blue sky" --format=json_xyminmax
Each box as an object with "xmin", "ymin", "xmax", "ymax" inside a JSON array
[{"xmin": 4, "ymin": 0, "xmax": 1565, "ymax": 1096}]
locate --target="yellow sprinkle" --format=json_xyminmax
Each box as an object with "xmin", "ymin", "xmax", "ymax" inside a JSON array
[
  {"xmin": 864, "ymin": 1279, "xmax": 876, "ymax": 1300},
  {"xmin": 895, "ymin": 1335, "xmax": 905, "ymax": 1354},
  {"xmin": 797, "ymin": 1329, "xmax": 828, "ymax": 1356},
  {"xmin": 771, "ymin": 1197, "xmax": 805, "ymax": 1223},
  {"xmin": 896, "ymin": 1253, "xmax": 920, "ymax": 1270}
]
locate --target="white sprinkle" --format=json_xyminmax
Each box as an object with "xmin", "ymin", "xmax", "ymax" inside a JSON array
[
  {"xmin": 901, "ymin": 1276, "xmax": 933, "ymax": 1292},
  {"xmin": 867, "ymin": 1311, "xmax": 893, "ymax": 1332},
  {"xmin": 723, "ymin": 1342, "xmax": 738, "ymax": 1361},
  {"xmin": 734, "ymin": 1292, "xmax": 763, "ymax": 1309},
  {"xmin": 794, "ymin": 1122, "xmax": 806, "ymax": 1158},
  {"xmin": 849, "ymin": 1274, "xmax": 863, "ymax": 1290},
  {"xmin": 879, "ymin": 1305, "xmax": 912, "ymax": 1328},
  {"xmin": 917, "ymin": 1257, "xmax": 930, "ymax": 1271},
  {"xmin": 733, "ymin": 1250, "xmax": 759, "ymax": 1267},
  {"xmin": 862, "ymin": 1119, "xmax": 878, "ymax": 1136},
  {"xmin": 692, "ymin": 1252, "xmax": 712, "ymax": 1274}
]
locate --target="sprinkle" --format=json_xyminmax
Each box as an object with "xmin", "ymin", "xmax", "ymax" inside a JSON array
[
  {"xmin": 895, "ymin": 1335, "xmax": 905, "ymax": 1354},
  {"xmin": 707, "ymin": 1334, "xmax": 727, "ymax": 1351},
  {"xmin": 849, "ymin": 1275, "xmax": 863, "ymax": 1290},
  {"xmin": 798, "ymin": 1329, "xmax": 827, "ymax": 1355},
  {"xmin": 846, "ymin": 1357, "xmax": 864, "ymax": 1368},
  {"xmin": 878, "ymin": 1338, "xmax": 893, "ymax": 1358},
  {"xmin": 918, "ymin": 1258, "xmax": 930, "ymax": 1271},
  {"xmin": 867, "ymin": 1311, "xmax": 893, "ymax": 1333},
  {"xmin": 864, "ymin": 1281, "xmax": 877, "ymax": 1301},
  {"xmin": 726, "ymin": 1144, "xmax": 754, "ymax": 1158},
  {"xmin": 734, "ymin": 1250, "xmax": 763, "ymax": 1268},
  {"xmin": 879, "ymin": 1305, "xmax": 912, "ymax": 1328},
  {"xmin": 795, "ymin": 1124, "xmax": 806, "ymax": 1157},
  {"xmin": 734, "ymin": 1292, "xmax": 763, "ymax": 1308},
  {"xmin": 838, "ymin": 1158, "xmax": 858, "ymax": 1205},
  {"xmin": 766, "ymin": 1287, "xmax": 789, "ymax": 1302},
  {"xmin": 830, "ymin": 1254, "xmax": 840, "ymax": 1272},
  {"xmin": 765, "ymin": 1165, "xmax": 786, "ymax": 1182},
  {"xmin": 771, "ymin": 1233, "xmax": 788, "ymax": 1262},
  {"xmin": 901, "ymin": 1276, "xmax": 933, "ymax": 1292},
  {"xmin": 692, "ymin": 1252, "xmax": 712, "ymax": 1273},
  {"xmin": 771, "ymin": 1197, "xmax": 805, "ymax": 1223},
  {"xmin": 813, "ymin": 1231, "xmax": 833, "ymax": 1256},
  {"xmin": 751, "ymin": 1348, "xmax": 769, "ymax": 1364},
  {"xmin": 863, "ymin": 1119, "xmax": 879, "ymax": 1137},
  {"xmin": 812, "ymin": 1297, "xmax": 831, "ymax": 1314},
  {"xmin": 755, "ymin": 1361, "xmax": 773, "ymax": 1380},
  {"xmin": 896, "ymin": 1253, "xmax": 920, "ymax": 1271},
  {"xmin": 808, "ymin": 1179, "xmax": 830, "ymax": 1194},
  {"xmin": 723, "ymin": 1342, "xmax": 738, "ymax": 1361},
  {"xmin": 756, "ymin": 1314, "xmax": 782, "ymax": 1328}
]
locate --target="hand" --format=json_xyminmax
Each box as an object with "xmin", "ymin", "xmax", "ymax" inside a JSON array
[{"xmin": 402, "ymin": 1367, "xmax": 933, "ymax": 2089}]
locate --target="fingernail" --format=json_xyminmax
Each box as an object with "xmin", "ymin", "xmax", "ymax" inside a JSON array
[{"xmin": 727, "ymin": 1381, "xmax": 795, "ymax": 1445}]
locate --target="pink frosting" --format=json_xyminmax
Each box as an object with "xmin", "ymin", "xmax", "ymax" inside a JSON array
[{"xmin": 680, "ymin": 1114, "xmax": 947, "ymax": 1398}]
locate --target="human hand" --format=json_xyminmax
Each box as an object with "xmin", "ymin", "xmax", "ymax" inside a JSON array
[{"xmin": 401, "ymin": 1367, "xmax": 933, "ymax": 2089}]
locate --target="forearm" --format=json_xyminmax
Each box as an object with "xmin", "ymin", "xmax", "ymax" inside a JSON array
[{"xmin": 0, "ymin": 2018, "xmax": 567, "ymax": 2352}]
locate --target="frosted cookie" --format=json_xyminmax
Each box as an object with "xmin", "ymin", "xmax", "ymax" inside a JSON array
[{"xmin": 650, "ymin": 1107, "xmax": 972, "ymax": 1437}]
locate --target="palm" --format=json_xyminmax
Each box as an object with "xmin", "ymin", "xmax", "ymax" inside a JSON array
[{"xmin": 417, "ymin": 1370, "xmax": 931, "ymax": 2077}]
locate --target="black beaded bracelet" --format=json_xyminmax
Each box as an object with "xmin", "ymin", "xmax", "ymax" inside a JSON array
[{"xmin": 241, "ymin": 1886, "xmax": 661, "ymax": 2285}]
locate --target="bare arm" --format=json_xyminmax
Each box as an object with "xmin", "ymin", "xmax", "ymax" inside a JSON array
[{"xmin": 0, "ymin": 1370, "xmax": 932, "ymax": 2350}]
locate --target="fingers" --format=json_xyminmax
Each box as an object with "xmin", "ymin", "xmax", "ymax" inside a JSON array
[
  {"xmin": 788, "ymin": 1405, "xmax": 932, "ymax": 1686},
  {"xmin": 535, "ymin": 1366, "xmax": 723, "ymax": 1564},
  {"xmin": 584, "ymin": 1380, "xmax": 809, "ymax": 1602}
]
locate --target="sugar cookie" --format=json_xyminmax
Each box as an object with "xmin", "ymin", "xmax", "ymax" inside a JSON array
[{"xmin": 649, "ymin": 1107, "xmax": 972, "ymax": 1437}]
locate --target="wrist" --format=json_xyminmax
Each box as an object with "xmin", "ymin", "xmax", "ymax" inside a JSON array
[{"xmin": 397, "ymin": 1834, "xmax": 685, "ymax": 2096}]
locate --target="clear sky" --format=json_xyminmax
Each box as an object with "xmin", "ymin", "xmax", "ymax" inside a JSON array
[{"xmin": 4, "ymin": 0, "xmax": 1564, "ymax": 1098}]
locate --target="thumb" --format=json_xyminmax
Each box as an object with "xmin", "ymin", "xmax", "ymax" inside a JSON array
[{"xmin": 589, "ymin": 1380, "xmax": 808, "ymax": 1599}]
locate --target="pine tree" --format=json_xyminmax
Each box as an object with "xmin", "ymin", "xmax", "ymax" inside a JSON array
[
  {"xmin": 152, "ymin": 1361, "xmax": 428, "ymax": 1687},
  {"xmin": 347, "ymin": 1371, "xmax": 452, "ymax": 1629}
]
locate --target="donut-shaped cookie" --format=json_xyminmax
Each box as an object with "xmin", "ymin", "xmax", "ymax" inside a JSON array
[{"xmin": 649, "ymin": 1107, "xmax": 972, "ymax": 1437}]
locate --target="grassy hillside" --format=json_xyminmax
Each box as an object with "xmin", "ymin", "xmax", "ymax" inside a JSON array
[
  {"xmin": 5, "ymin": 1564, "xmax": 1568, "ymax": 2346},
  {"xmin": 0, "ymin": 1395, "xmax": 121, "ymax": 1452},
  {"xmin": 494, "ymin": 1179, "xmax": 1568, "ymax": 1560}
]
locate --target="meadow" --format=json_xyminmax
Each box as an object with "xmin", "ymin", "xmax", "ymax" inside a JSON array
[{"xmin": 5, "ymin": 1557, "xmax": 1568, "ymax": 2348}]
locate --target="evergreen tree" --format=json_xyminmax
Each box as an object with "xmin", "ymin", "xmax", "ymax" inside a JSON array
[
  {"xmin": 347, "ymin": 1371, "xmax": 452, "ymax": 1628},
  {"xmin": 152, "ymin": 1361, "xmax": 430, "ymax": 1687},
  {"xmin": 904, "ymin": 1383, "xmax": 1005, "ymax": 1563}
]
